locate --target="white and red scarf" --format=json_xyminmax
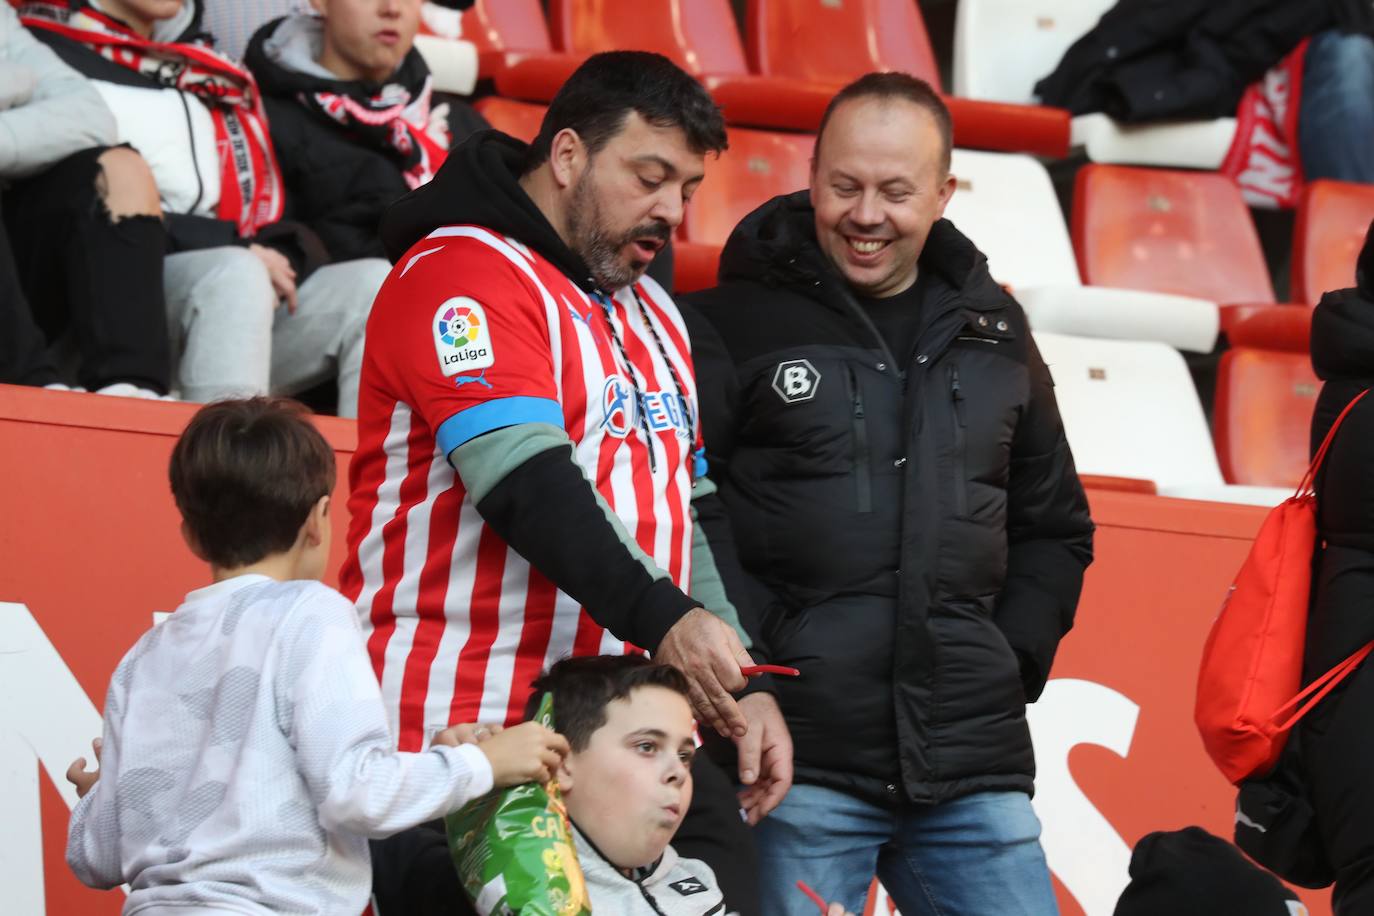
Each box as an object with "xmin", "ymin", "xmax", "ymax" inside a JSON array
[
  {"xmin": 1221, "ymin": 38, "xmax": 1310, "ymax": 210},
  {"xmin": 306, "ymin": 68, "xmax": 449, "ymax": 190},
  {"xmin": 19, "ymin": 0, "xmax": 284, "ymax": 236}
]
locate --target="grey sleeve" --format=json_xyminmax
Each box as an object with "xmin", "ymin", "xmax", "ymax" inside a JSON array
[
  {"xmin": 688, "ymin": 476, "xmax": 750, "ymax": 649},
  {"xmin": 0, "ymin": 8, "xmax": 117, "ymax": 179}
]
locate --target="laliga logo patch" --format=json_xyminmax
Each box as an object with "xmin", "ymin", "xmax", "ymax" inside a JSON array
[
  {"xmin": 772, "ymin": 358, "xmax": 820, "ymax": 404},
  {"xmin": 434, "ymin": 297, "xmax": 494, "ymax": 377}
]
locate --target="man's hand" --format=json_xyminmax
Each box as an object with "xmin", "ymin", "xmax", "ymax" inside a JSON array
[
  {"xmin": 65, "ymin": 738, "xmax": 102, "ymax": 799},
  {"xmin": 249, "ymin": 243, "xmax": 299, "ymax": 314},
  {"xmin": 735, "ymin": 692, "xmax": 794, "ymax": 824},
  {"xmin": 655, "ymin": 607, "xmax": 751, "ymax": 737}
]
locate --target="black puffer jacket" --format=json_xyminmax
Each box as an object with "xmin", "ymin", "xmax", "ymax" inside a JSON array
[
  {"xmin": 682, "ymin": 193, "xmax": 1094, "ymax": 806},
  {"xmin": 1300, "ymin": 286, "xmax": 1374, "ymax": 913}
]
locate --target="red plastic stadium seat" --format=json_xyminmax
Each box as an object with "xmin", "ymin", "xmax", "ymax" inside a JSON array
[
  {"xmin": 1222, "ymin": 305, "xmax": 1312, "ymax": 351},
  {"xmin": 1214, "ymin": 348, "xmax": 1320, "ymax": 488},
  {"xmin": 461, "ymin": 0, "xmax": 583, "ymax": 88},
  {"xmin": 474, "ymin": 98, "xmax": 547, "ymax": 144},
  {"xmin": 547, "ymin": 0, "xmax": 835, "ymax": 131},
  {"xmin": 682, "ymin": 127, "xmax": 814, "ymax": 247},
  {"xmin": 1292, "ymin": 179, "xmax": 1374, "ymax": 304},
  {"xmin": 1073, "ymin": 164, "xmax": 1275, "ymax": 304},
  {"xmin": 746, "ymin": 0, "xmax": 940, "ymax": 88},
  {"xmin": 744, "ymin": 0, "xmax": 1070, "ymax": 157},
  {"xmin": 673, "ymin": 241, "xmax": 723, "ymax": 293}
]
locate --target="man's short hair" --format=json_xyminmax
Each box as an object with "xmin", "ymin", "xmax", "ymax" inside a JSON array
[
  {"xmin": 169, "ymin": 398, "xmax": 336, "ymax": 569},
  {"xmin": 815, "ymin": 71, "xmax": 953, "ymax": 174},
  {"xmin": 524, "ymin": 51, "xmax": 728, "ymax": 172},
  {"xmin": 527, "ymin": 656, "xmax": 692, "ymax": 751}
]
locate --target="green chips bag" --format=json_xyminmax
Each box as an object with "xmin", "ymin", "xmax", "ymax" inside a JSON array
[{"xmin": 446, "ymin": 694, "xmax": 591, "ymax": 915}]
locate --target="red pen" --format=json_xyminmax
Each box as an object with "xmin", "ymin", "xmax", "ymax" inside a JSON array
[
  {"xmin": 741, "ymin": 664, "xmax": 801, "ymax": 677},
  {"xmin": 796, "ymin": 880, "xmax": 828, "ymax": 916}
]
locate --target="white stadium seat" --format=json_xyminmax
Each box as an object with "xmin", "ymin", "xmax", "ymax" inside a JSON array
[{"xmin": 1033, "ymin": 332, "xmax": 1287, "ymax": 506}]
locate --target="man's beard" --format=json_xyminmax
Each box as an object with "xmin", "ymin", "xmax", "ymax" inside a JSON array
[{"xmin": 568, "ymin": 167, "xmax": 670, "ymax": 291}]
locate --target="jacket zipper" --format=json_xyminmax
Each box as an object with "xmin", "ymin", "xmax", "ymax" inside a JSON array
[
  {"xmin": 848, "ymin": 365, "xmax": 873, "ymax": 513},
  {"xmin": 950, "ymin": 364, "xmax": 968, "ymax": 517}
]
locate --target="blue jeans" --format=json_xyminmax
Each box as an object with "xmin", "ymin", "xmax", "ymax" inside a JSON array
[
  {"xmin": 755, "ymin": 785, "xmax": 1057, "ymax": 916},
  {"xmin": 1301, "ymin": 30, "xmax": 1374, "ymax": 184}
]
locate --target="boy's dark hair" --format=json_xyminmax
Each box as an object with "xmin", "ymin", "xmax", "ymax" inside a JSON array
[
  {"xmin": 169, "ymin": 398, "xmax": 336, "ymax": 569},
  {"xmin": 815, "ymin": 71, "xmax": 952, "ymax": 174},
  {"xmin": 526, "ymin": 656, "xmax": 692, "ymax": 751},
  {"xmin": 524, "ymin": 51, "xmax": 728, "ymax": 173}
]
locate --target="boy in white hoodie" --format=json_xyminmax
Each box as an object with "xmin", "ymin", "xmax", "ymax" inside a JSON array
[{"xmin": 64, "ymin": 396, "xmax": 568, "ymax": 915}]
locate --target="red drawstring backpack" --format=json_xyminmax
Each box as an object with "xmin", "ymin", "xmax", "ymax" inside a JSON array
[{"xmin": 1196, "ymin": 389, "xmax": 1374, "ymax": 785}]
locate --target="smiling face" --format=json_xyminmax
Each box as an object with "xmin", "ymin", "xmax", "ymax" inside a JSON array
[
  {"xmin": 811, "ymin": 96, "xmax": 956, "ymax": 298},
  {"xmin": 559, "ymin": 685, "xmax": 696, "ymax": 870},
  {"xmin": 311, "ymin": 0, "xmax": 421, "ymax": 84},
  {"xmin": 561, "ymin": 112, "xmax": 706, "ymax": 291}
]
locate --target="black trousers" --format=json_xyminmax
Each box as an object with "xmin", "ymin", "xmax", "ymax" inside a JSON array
[
  {"xmin": 1, "ymin": 146, "xmax": 170, "ymax": 392},
  {"xmin": 370, "ymin": 753, "xmax": 759, "ymax": 915},
  {"xmin": 0, "ymin": 192, "xmax": 56, "ymax": 386}
]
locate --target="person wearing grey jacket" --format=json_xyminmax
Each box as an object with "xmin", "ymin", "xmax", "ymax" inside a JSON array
[{"xmin": 0, "ymin": 4, "xmax": 171, "ymax": 396}]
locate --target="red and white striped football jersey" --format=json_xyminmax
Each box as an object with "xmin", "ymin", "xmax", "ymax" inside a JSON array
[{"xmin": 340, "ymin": 225, "xmax": 701, "ymax": 750}]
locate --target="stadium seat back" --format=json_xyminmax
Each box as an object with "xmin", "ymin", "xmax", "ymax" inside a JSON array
[
  {"xmin": 952, "ymin": 0, "xmax": 1113, "ymax": 102},
  {"xmin": 1214, "ymin": 348, "xmax": 1320, "ymax": 488},
  {"xmin": 681, "ymin": 128, "xmax": 814, "ymax": 247},
  {"xmin": 943, "ymin": 149, "xmax": 1081, "ymax": 289},
  {"xmin": 461, "ymin": 0, "xmax": 554, "ymax": 53},
  {"xmin": 473, "ymin": 98, "xmax": 548, "ymax": 144},
  {"xmin": 1292, "ymin": 179, "xmax": 1374, "ymax": 304},
  {"xmin": 549, "ymin": 0, "xmax": 749, "ymax": 76},
  {"xmin": 1033, "ymin": 331, "xmax": 1225, "ymax": 489},
  {"xmin": 745, "ymin": 0, "xmax": 940, "ymax": 89},
  {"xmin": 1072, "ymin": 164, "xmax": 1274, "ymax": 304}
]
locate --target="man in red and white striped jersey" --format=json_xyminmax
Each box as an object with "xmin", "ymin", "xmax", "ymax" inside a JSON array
[{"xmin": 341, "ymin": 52, "xmax": 792, "ymax": 910}]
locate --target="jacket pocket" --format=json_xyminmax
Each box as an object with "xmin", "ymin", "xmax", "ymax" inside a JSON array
[
  {"xmin": 847, "ymin": 364, "xmax": 872, "ymax": 513},
  {"xmin": 949, "ymin": 364, "xmax": 969, "ymax": 517}
]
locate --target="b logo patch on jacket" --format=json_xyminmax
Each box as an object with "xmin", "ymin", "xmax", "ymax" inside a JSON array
[
  {"xmin": 669, "ymin": 877, "xmax": 709, "ymax": 896},
  {"xmin": 772, "ymin": 359, "xmax": 821, "ymax": 403}
]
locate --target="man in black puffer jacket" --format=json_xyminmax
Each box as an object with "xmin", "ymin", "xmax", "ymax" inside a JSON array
[
  {"xmin": 682, "ymin": 73, "xmax": 1094, "ymax": 916},
  {"xmin": 1301, "ymin": 222, "xmax": 1374, "ymax": 916}
]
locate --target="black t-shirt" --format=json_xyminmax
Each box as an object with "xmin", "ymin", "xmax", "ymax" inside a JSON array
[{"xmin": 856, "ymin": 270, "xmax": 929, "ymax": 365}]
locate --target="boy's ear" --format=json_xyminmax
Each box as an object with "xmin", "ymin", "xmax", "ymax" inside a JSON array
[
  {"xmin": 555, "ymin": 754, "xmax": 575, "ymax": 794},
  {"xmin": 304, "ymin": 495, "xmax": 330, "ymax": 546},
  {"xmin": 180, "ymin": 521, "xmax": 207, "ymax": 561}
]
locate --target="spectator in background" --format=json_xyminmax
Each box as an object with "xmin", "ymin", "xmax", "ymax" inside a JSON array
[
  {"xmin": 0, "ymin": 4, "xmax": 170, "ymax": 397},
  {"xmin": 20, "ymin": 0, "xmax": 386, "ymax": 416},
  {"xmin": 683, "ymin": 73, "xmax": 1093, "ymax": 916},
  {"xmin": 1300, "ymin": 222, "xmax": 1374, "ymax": 914},
  {"xmin": 244, "ymin": 0, "xmax": 486, "ymax": 269},
  {"xmin": 1300, "ymin": 3, "xmax": 1374, "ymax": 184}
]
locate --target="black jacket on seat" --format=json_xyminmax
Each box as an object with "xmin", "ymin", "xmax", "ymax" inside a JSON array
[{"xmin": 682, "ymin": 192, "xmax": 1094, "ymax": 807}]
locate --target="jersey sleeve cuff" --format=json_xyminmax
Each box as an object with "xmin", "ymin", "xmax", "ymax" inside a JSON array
[
  {"xmin": 636, "ymin": 578, "xmax": 700, "ymax": 653},
  {"xmin": 436, "ymin": 397, "xmax": 564, "ymax": 455}
]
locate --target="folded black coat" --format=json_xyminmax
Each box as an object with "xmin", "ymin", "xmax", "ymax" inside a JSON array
[{"xmin": 1034, "ymin": 0, "xmax": 1334, "ymax": 122}]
